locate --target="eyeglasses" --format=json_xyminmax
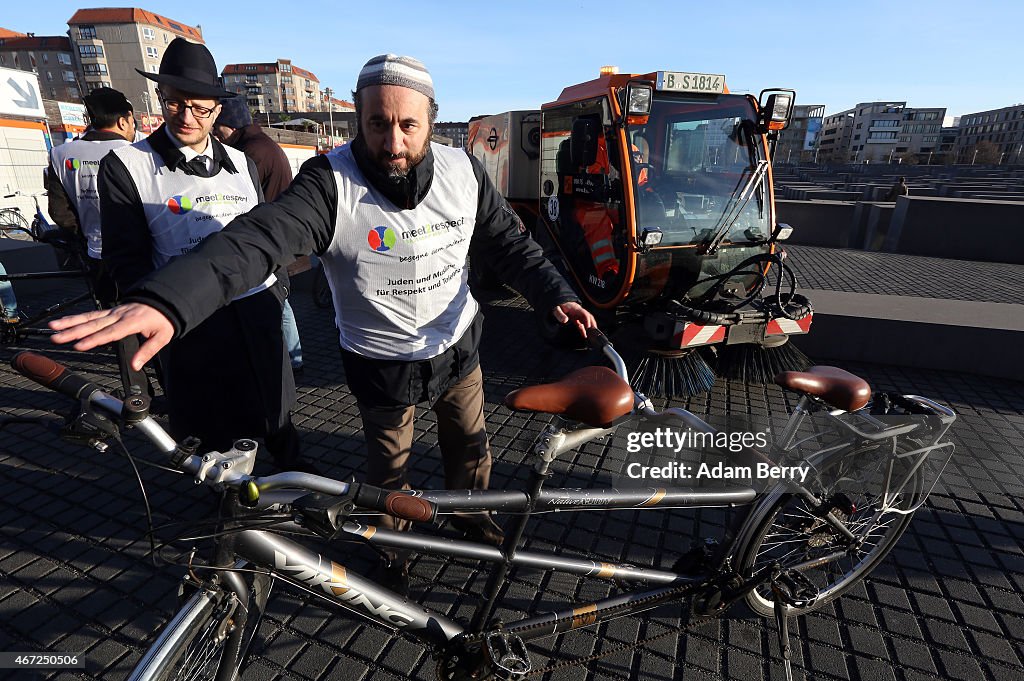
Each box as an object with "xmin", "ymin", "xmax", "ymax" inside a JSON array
[{"xmin": 160, "ymin": 97, "xmax": 218, "ymax": 119}]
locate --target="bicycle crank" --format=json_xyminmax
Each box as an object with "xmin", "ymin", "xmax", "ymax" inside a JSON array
[{"xmin": 436, "ymin": 633, "xmax": 531, "ymax": 681}]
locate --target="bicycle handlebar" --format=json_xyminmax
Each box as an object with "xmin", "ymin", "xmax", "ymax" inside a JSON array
[
  {"xmin": 11, "ymin": 351, "xmax": 439, "ymax": 524},
  {"xmin": 585, "ymin": 329, "xmax": 630, "ymax": 384},
  {"xmin": 12, "ymin": 352, "xmax": 102, "ymax": 401},
  {"xmin": 356, "ymin": 486, "xmax": 437, "ymax": 523}
]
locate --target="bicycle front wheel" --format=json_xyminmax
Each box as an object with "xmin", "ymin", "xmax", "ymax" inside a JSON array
[
  {"xmin": 128, "ymin": 572, "xmax": 271, "ymax": 681},
  {"xmin": 735, "ymin": 441, "xmax": 924, "ymax": 617}
]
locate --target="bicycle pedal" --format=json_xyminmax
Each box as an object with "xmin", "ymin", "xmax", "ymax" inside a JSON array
[
  {"xmin": 771, "ymin": 569, "xmax": 817, "ymax": 609},
  {"xmin": 484, "ymin": 632, "xmax": 531, "ymax": 679}
]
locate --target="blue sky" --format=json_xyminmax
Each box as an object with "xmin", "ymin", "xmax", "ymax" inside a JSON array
[{"xmin": 6, "ymin": 1, "xmax": 1022, "ymax": 122}]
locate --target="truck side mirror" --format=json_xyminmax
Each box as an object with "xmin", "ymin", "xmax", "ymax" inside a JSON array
[
  {"xmin": 570, "ymin": 118, "xmax": 599, "ymax": 168},
  {"xmin": 757, "ymin": 89, "xmax": 796, "ymax": 132}
]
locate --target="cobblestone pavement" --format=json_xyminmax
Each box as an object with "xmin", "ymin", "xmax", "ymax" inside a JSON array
[{"xmin": 0, "ymin": 273, "xmax": 1022, "ymax": 681}]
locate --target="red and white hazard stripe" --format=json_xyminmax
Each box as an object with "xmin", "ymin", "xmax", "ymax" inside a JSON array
[
  {"xmin": 673, "ymin": 323, "xmax": 726, "ymax": 348},
  {"xmin": 766, "ymin": 315, "xmax": 813, "ymax": 336},
  {"xmin": 670, "ymin": 314, "xmax": 813, "ymax": 349}
]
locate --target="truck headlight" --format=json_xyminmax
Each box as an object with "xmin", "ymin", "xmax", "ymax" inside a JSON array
[{"xmin": 639, "ymin": 227, "xmax": 664, "ymax": 251}]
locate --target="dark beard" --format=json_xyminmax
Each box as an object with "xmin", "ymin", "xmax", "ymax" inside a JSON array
[{"xmin": 376, "ymin": 139, "xmax": 430, "ymax": 178}]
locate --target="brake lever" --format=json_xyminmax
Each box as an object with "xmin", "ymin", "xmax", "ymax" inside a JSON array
[
  {"xmin": 60, "ymin": 396, "xmax": 119, "ymax": 451},
  {"xmin": 292, "ymin": 489, "xmax": 358, "ymax": 540}
]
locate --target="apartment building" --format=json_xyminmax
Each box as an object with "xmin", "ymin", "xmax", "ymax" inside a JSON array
[
  {"xmin": 0, "ymin": 34, "xmax": 82, "ymax": 102},
  {"xmin": 434, "ymin": 122, "xmax": 469, "ymax": 149},
  {"xmin": 955, "ymin": 103, "xmax": 1024, "ymax": 164},
  {"xmin": 67, "ymin": 8, "xmax": 203, "ymax": 117},
  {"xmin": 817, "ymin": 102, "xmax": 945, "ymax": 163},
  {"xmin": 773, "ymin": 104, "xmax": 824, "ymax": 164},
  {"xmin": 817, "ymin": 109, "xmax": 855, "ymax": 162},
  {"xmin": 221, "ymin": 60, "xmax": 321, "ymax": 114},
  {"xmin": 897, "ymin": 107, "xmax": 945, "ymax": 160}
]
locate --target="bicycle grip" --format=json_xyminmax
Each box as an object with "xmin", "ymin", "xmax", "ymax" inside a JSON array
[
  {"xmin": 585, "ymin": 328, "xmax": 611, "ymax": 351},
  {"xmin": 12, "ymin": 351, "xmax": 100, "ymax": 401},
  {"xmin": 354, "ymin": 484, "xmax": 436, "ymax": 523}
]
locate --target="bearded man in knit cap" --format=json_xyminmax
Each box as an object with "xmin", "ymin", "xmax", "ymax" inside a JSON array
[{"xmin": 50, "ymin": 53, "xmax": 596, "ymax": 591}]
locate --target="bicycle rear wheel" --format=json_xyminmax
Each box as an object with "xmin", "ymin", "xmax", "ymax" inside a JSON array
[
  {"xmin": 128, "ymin": 572, "xmax": 271, "ymax": 681},
  {"xmin": 735, "ymin": 441, "xmax": 924, "ymax": 617}
]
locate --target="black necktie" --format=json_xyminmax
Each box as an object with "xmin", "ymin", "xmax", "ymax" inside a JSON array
[{"xmin": 185, "ymin": 156, "xmax": 218, "ymax": 178}]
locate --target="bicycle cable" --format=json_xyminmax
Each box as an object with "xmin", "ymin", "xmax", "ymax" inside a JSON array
[{"xmin": 111, "ymin": 433, "xmax": 159, "ymax": 567}]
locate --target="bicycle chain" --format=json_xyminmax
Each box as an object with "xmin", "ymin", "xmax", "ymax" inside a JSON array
[{"xmin": 450, "ymin": 583, "xmax": 727, "ymax": 679}]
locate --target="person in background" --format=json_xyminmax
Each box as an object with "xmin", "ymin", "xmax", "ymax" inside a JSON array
[
  {"xmin": 0, "ymin": 261, "xmax": 19, "ymax": 323},
  {"xmin": 213, "ymin": 97, "xmax": 304, "ymax": 373},
  {"xmin": 47, "ymin": 87, "xmax": 136, "ymax": 306},
  {"xmin": 885, "ymin": 176, "xmax": 909, "ymax": 201},
  {"xmin": 95, "ymin": 37, "xmax": 308, "ymax": 472}
]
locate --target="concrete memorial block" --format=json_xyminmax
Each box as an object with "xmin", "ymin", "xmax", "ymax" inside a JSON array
[
  {"xmin": 805, "ymin": 190, "xmax": 862, "ymax": 201},
  {"xmin": 775, "ymin": 199, "xmax": 857, "ymax": 248},
  {"xmin": 863, "ymin": 203, "xmax": 896, "ymax": 251},
  {"xmin": 851, "ymin": 201, "xmax": 896, "ymax": 250},
  {"xmin": 792, "ymin": 290, "xmax": 1024, "ymax": 382},
  {"xmin": 886, "ymin": 196, "xmax": 1024, "ymax": 264}
]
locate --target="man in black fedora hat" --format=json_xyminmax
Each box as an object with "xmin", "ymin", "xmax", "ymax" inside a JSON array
[{"xmin": 95, "ymin": 37, "xmax": 308, "ymax": 471}]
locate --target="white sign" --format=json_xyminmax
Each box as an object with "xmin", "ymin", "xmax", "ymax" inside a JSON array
[
  {"xmin": 656, "ymin": 71, "xmax": 726, "ymax": 95},
  {"xmin": 58, "ymin": 102, "xmax": 87, "ymax": 127},
  {"xmin": 0, "ymin": 66, "xmax": 45, "ymax": 119}
]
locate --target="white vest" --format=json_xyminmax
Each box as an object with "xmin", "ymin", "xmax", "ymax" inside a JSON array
[
  {"xmin": 322, "ymin": 143, "xmax": 478, "ymax": 361},
  {"xmin": 111, "ymin": 137, "xmax": 275, "ymax": 298},
  {"xmin": 50, "ymin": 136, "xmax": 131, "ymax": 258}
]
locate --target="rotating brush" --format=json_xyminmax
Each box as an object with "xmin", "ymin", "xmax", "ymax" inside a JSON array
[{"xmin": 713, "ymin": 337, "xmax": 811, "ymax": 384}]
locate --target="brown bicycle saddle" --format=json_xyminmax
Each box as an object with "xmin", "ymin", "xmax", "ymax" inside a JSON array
[
  {"xmin": 774, "ymin": 366, "xmax": 871, "ymax": 412},
  {"xmin": 504, "ymin": 366, "xmax": 634, "ymax": 428}
]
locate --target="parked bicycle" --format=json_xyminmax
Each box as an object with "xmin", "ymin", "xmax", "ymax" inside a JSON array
[
  {"xmin": 0, "ymin": 192, "xmax": 99, "ymax": 346},
  {"xmin": 9, "ymin": 330, "xmax": 956, "ymax": 681},
  {"xmin": 0, "ymin": 191, "xmax": 51, "ymax": 240}
]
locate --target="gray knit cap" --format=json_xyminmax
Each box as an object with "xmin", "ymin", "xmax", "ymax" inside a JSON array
[{"xmin": 356, "ymin": 54, "xmax": 434, "ymax": 100}]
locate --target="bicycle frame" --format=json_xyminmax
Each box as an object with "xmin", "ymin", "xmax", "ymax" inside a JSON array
[
  {"xmin": 10, "ymin": 348, "xmax": 956, "ymax": 680},
  {"xmin": 202, "ymin": 389, "xmax": 954, "ymax": 656}
]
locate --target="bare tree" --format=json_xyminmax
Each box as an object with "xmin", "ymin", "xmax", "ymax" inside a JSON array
[
  {"xmin": 972, "ymin": 140, "xmax": 1000, "ymax": 164},
  {"xmin": 898, "ymin": 152, "xmax": 919, "ymax": 166}
]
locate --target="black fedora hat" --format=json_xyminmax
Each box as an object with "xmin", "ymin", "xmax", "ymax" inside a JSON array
[{"xmin": 137, "ymin": 37, "xmax": 235, "ymax": 99}]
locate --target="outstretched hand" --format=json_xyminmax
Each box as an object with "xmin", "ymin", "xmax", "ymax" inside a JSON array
[
  {"xmin": 552, "ymin": 301, "xmax": 598, "ymax": 338},
  {"xmin": 49, "ymin": 303, "xmax": 174, "ymax": 371}
]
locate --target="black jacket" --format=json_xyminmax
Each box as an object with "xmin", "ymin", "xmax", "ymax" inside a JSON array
[
  {"xmin": 125, "ymin": 137, "xmax": 578, "ymax": 340},
  {"xmin": 224, "ymin": 124, "xmax": 293, "ymax": 202}
]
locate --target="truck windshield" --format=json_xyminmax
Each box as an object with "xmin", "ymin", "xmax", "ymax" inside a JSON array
[{"xmin": 629, "ymin": 94, "xmax": 770, "ymax": 247}]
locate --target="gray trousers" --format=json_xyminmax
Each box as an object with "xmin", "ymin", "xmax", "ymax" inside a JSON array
[{"xmin": 357, "ymin": 364, "xmax": 492, "ymax": 536}]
